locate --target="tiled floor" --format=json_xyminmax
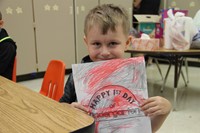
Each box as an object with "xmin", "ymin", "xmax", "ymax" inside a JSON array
[
  {"xmin": 18, "ymin": 64, "xmax": 200, "ymax": 133},
  {"xmin": 146, "ymin": 64, "xmax": 200, "ymax": 133}
]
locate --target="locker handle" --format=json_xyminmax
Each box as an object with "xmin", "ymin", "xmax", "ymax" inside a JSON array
[
  {"xmin": 69, "ymin": 6, "xmax": 73, "ymax": 15},
  {"xmin": 76, "ymin": 6, "xmax": 79, "ymax": 15}
]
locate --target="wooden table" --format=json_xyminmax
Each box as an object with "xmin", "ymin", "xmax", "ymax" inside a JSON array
[
  {"xmin": 0, "ymin": 76, "xmax": 95, "ymax": 133},
  {"xmin": 126, "ymin": 47, "xmax": 200, "ymax": 110}
]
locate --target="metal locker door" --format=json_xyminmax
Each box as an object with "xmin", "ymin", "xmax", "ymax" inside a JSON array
[
  {"xmin": 0, "ymin": 0, "xmax": 37, "ymax": 75},
  {"xmin": 74, "ymin": 0, "xmax": 99, "ymax": 63},
  {"xmin": 167, "ymin": 0, "xmax": 200, "ymax": 17},
  {"xmin": 33, "ymin": 0, "xmax": 75, "ymax": 71}
]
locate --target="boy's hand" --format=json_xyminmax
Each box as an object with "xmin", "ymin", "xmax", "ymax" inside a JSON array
[
  {"xmin": 140, "ymin": 96, "xmax": 172, "ymax": 117},
  {"xmin": 71, "ymin": 102, "xmax": 88, "ymax": 113}
]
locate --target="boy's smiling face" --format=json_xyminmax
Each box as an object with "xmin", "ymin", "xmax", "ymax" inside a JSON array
[{"xmin": 84, "ymin": 24, "xmax": 131, "ymax": 62}]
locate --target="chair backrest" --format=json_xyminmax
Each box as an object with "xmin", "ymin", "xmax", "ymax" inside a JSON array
[
  {"xmin": 39, "ymin": 60, "xmax": 66, "ymax": 101},
  {"xmin": 12, "ymin": 56, "xmax": 17, "ymax": 82}
]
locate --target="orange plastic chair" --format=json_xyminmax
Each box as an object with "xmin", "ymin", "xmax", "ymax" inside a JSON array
[
  {"xmin": 39, "ymin": 60, "xmax": 66, "ymax": 101},
  {"xmin": 12, "ymin": 56, "xmax": 17, "ymax": 82}
]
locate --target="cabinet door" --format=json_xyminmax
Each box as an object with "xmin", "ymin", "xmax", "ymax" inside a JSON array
[
  {"xmin": 0, "ymin": 0, "xmax": 37, "ymax": 75},
  {"xmin": 33, "ymin": 0, "xmax": 75, "ymax": 71},
  {"xmin": 167, "ymin": 0, "xmax": 200, "ymax": 17},
  {"xmin": 74, "ymin": 0, "xmax": 99, "ymax": 63},
  {"xmin": 100, "ymin": 0, "xmax": 132, "ymax": 58}
]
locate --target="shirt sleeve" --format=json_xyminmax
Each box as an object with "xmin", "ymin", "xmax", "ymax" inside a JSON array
[
  {"xmin": 0, "ymin": 42, "xmax": 16, "ymax": 75},
  {"xmin": 59, "ymin": 73, "xmax": 77, "ymax": 103}
]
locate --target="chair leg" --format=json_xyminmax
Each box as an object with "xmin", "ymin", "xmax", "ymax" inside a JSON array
[
  {"xmin": 161, "ymin": 62, "xmax": 172, "ymax": 92},
  {"xmin": 154, "ymin": 59, "xmax": 164, "ymax": 80}
]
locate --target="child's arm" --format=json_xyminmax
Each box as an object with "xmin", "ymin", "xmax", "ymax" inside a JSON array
[
  {"xmin": 71, "ymin": 102, "xmax": 88, "ymax": 112},
  {"xmin": 140, "ymin": 96, "xmax": 172, "ymax": 133}
]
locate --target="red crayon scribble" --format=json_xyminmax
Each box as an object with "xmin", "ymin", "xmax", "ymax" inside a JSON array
[{"xmin": 85, "ymin": 57, "xmax": 144, "ymax": 91}]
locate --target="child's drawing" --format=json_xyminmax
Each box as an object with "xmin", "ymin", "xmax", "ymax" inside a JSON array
[{"xmin": 72, "ymin": 56, "xmax": 151, "ymax": 133}]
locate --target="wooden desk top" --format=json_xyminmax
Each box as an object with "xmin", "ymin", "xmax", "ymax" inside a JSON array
[
  {"xmin": 126, "ymin": 47, "xmax": 200, "ymax": 55},
  {"xmin": 0, "ymin": 76, "xmax": 94, "ymax": 133}
]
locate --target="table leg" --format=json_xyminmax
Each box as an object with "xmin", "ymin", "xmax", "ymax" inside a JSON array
[
  {"xmin": 161, "ymin": 61, "xmax": 172, "ymax": 92},
  {"xmin": 174, "ymin": 87, "xmax": 178, "ymax": 111},
  {"xmin": 173, "ymin": 56, "xmax": 184, "ymax": 111}
]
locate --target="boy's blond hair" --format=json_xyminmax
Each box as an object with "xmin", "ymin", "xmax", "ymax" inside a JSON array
[{"xmin": 84, "ymin": 4, "xmax": 130, "ymax": 37}]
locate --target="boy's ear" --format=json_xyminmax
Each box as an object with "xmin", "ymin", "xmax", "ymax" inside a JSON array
[
  {"xmin": 83, "ymin": 35, "xmax": 88, "ymax": 46},
  {"xmin": 0, "ymin": 20, "xmax": 4, "ymax": 27},
  {"xmin": 125, "ymin": 35, "xmax": 132, "ymax": 50}
]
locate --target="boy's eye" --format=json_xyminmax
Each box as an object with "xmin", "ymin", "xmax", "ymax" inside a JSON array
[
  {"xmin": 92, "ymin": 42, "xmax": 100, "ymax": 45},
  {"xmin": 109, "ymin": 42, "xmax": 118, "ymax": 46},
  {"xmin": 92, "ymin": 42, "xmax": 101, "ymax": 47}
]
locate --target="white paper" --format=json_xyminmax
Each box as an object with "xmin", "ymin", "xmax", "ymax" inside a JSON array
[{"xmin": 72, "ymin": 57, "xmax": 152, "ymax": 133}]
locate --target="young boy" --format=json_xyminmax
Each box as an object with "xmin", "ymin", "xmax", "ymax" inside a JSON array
[
  {"xmin": 60, "ymin": 4, "xmax": 171, "ymax": 133},
  {"xmin": 0, "ymin": 11, "xmax": 17, "ymax": 80}
]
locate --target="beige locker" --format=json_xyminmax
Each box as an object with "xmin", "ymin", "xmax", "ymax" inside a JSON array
[
  {"xmin": 166, "ymin": 0, "xmax": 200, "ymax": 17},
  {"xmin": 0, "ymin": 0, "xmax": 37, "ymax": 75},
  {"xmin": 33, "ymin": 0, "xmax": 76, "ymax": 71},
  {"xmin": 74, "ymin": 0, "xmax": 99, "ymax": 63}
]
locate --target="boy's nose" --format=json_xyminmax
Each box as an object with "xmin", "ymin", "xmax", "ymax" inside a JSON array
[{"xmin": 101, "ymin": 46, "xmax": 110, "ymax": 56}]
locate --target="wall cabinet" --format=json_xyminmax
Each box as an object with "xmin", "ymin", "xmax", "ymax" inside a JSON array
[
  {"xmin": 165, "ymin": 0, "xmax": 200, "ymax": 17},
  {"xmin": 0, "ymin": 0, "xmax": 76, "ymax": 75},
  {"xmin": 33, "ymin": 0, "xmax": 75, "ymax": 71},
  {"xmin": 74, "ymin": 0, "xmax": 99, "ymax": 63},
  {"xmin": 0, "ymin": 0, "xmax": 37, "ymax": 75}
]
